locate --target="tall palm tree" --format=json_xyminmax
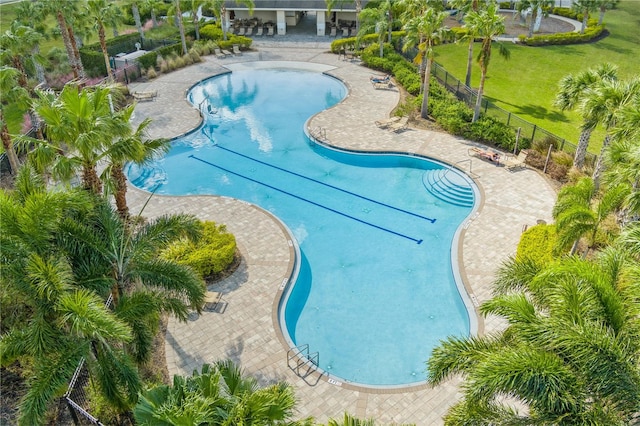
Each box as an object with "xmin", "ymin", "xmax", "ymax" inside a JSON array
[
  {"xmin": 86, "ymin": 0, "xmax": 120, "ymax": 80},
  {"xmin": 427, "ymin": 248, "xmax": 640, "ymax": 424},
  {"xmin": 605, "ymin": 136, "xmax": 640, "ymax": 222},
  {"xmin": 142, "ymin": 0, "xmax": 163, "ymax": 28},
  {"xmin": 449, "ymin": 0, "xmax": 489, "ymax": 87},
  {"xmin": 168, "ymin": 0, "xmax": 188, "ymax": 55},
  {"xmin": 403, "ymin": 9, "xmax": 450, "ymax": 119},
  {"xmin": 101, "ymin": 109, "xmax": 170, "ymax": 219},
  {"xmin": 14, "ymin": 0, "xmax": 49, "ymax": 87},
  {"xmin": 134, "ymin": 360, "xmax": 312, "ymax": 425},
  {"xmin": 583, "ymin": 77, "xmax": 640, "ymax": 190},
  {"xmin": 358, "ymin": 3, "xmax": 391, "ymax": 58},
  {"xmin": 44, "ymin": 0, "xmax": 86, "ymax": 80},
  {"xmin": 206, "ymin": 0, "xmax": 255, "ymax": 41},
  {"xmin": 464, "ymin": 3, "xmax": 510, "ymax": 123},
  {"xmin": 0, "ymin": 66, "xmax": 28, "ymax": 175},
  {"xmin": 553, "ymin": 176, "xmax": 627, "ymax": 256},
  {"xmin": 127, "ymin": 0, "xmax": 146, "ymax": 41},
  {"xmin": 185, "ymin": 0, "xmax": 205, "ymax": 41},
  {"xmin": 554, "ymin": 63, "xmax": 618, "ymax": 170},
  {"xmin": 0, "ymin": 167, "xmax": 139, "ymax": 424}
]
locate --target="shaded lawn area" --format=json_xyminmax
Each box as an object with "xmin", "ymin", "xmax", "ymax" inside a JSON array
[{"xmin": 433, "ymin": 0, "xmax": 640, "ymax": 153}]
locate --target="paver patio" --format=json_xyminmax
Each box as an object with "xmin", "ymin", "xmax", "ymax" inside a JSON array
[{"xmin": 126, "ymin": 44, "xmax": 557, "ymax": 424}]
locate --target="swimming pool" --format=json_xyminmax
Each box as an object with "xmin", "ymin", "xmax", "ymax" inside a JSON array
[{"xmin": 128, "ymin": 66, "xmax": 478, "ymax": 387}]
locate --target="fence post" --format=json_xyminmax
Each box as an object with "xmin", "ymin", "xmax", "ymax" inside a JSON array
[
  {"xmin": 531, "ymin": 125, "xmax": 537, "ymax": 144},
  {"xmin": 456, "ymin": 81, "xmax": 460, "ymax": 97},
  {"xmin": 484, "ymin": 99, "xmax": 488, "ymax": 114},
  {"xmin": 560, "ymin": 139, "xmax": 565, "ymax": 150},
  {"xmin": 506, "ymin": 112, "xmax": 511, "ymax": 126},
  {"xmin": 124, "ymin": 68, "xmax": 129, "ymax": 85},
  {"xmin": 514, "ymin": 127, "xmax": 521, "ymax": 154},
  {"xmin": 543, "ymin": 144, "xmax": 553, "ymax": 174}
]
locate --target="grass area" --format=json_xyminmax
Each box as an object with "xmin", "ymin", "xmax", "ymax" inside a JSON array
[{"xmin": 433, "ymin": 0, "xmax": 640, "ymax": 153}]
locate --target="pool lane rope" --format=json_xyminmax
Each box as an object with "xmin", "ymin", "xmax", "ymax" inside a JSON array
[
  {"xmin": 213, "ymin": 144, "xmax": 436, "ymax": 224},
  {"xmin": 189, "ymin": 154, "xmax": 424, "ymax": 244}
]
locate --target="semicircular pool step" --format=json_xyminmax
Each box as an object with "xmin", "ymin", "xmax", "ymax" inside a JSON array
[{"xmin": 422, "ymin": 169, "xmax": 475, "ymax": 207}]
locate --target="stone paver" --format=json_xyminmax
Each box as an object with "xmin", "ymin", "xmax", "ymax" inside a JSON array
[{"xmin": 126, "ymin": 45, "xmax": 556, "ymax": 424}]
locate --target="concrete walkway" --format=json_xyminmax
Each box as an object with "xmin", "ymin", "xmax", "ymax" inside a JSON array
[{"xmin": 126, "ymin": 46, "xmax": 557, "ymax": 425}]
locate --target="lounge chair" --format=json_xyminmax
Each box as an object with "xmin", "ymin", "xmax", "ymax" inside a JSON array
[
  {"xmin": 256, "ymin": 26, "xmax": 263, "ymax": 36},
  {"xmin": 504, "ymin": 151, "xmax": 528, "ymax": 170},
  {"xmin": 232, "ymin": 44, "xmax": 242, "ymax": 56},
  {"xmin": 370, "ymin": 75, "xmax": 390, "ymax": 83},
  {"xmin": 469, "ymin": 147, "xmax": 500, "ymax": 164},
  {"xmin": 267, "ymin": 26, "xmax": 274, "ymax": 36},
  {"xmin": 214, "ymin": 48, "xmax": 227, "ymax": 59},
  {"xmin": 222, "ymin": 48, "xmax": 233, "ymax": 56},
  {"xmin": 387, "ymin": 116, "xmax": 409, "ymax": 133},
  {"xmin": 204, "ymin": 291, "xmax": 225, "ymax": 311},
  {"xmin": 350, "ymin": 27, "xmax": 358, "ymax": 37},
  {"xmin": 342, "ymin": 27, "xmax": 349, "ymax": 37},
  {"xmin": 238, "ymin": 26, "xmax": 245, "ymax": 36},
  {"xmin": 330, "ymin": 26, "xmax": 336, "ymax": 37},
  {"xmin": 245, "ymin": 26, "xmax": 253, "ymax": 36},
  {"xmin": 375, "ymin": 116, "xmax": 402, "ymax": 129},
  {"xmin": 132, "ymin": 90, "xmax": 157, "ymax": 101}
]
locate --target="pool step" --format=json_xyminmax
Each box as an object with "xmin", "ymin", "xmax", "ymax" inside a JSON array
[{"xmin": 423, "ymin": 169, "xmax": 475, "ymax": 208}]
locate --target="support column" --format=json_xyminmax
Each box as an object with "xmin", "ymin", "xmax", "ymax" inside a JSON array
[
  {"xmin": 277, "ymin": 10, "xmax": 286, "ymax": 35},
  {"xmin": 316, "ymin": 11, "xmax": 326, "ymax": 36}
]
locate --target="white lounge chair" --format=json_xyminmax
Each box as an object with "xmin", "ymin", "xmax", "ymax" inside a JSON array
[
  {"xmin": 504, "ymin": 151, "xmax": 528, "ymax": 170},
  {"xmin": 256, "ymin": 26, "xmax": 263, "ymax": 36},
  {"xmin": 132, "ymin": 90, "xmax": 157, "ymax": 101},
  {"xmin": 214, "ymin": 48, "xmax": 227, "ymax": 59},
  {"xmin": 245, "ymin": 26, "xmax": 253, "ymax": 36},
  {"xmin": 238, "ymin": 27, "xmax": 245, "ymax": 36},
  {"xmin": 330, "ymin": 26, "xmax": 337, "ymax": 37},
  {"xmin": 387, "ymin": 116, "xmax": 409, "ymax": 133},
  {"xmin": 204, "ymin": 291, "xmax": 225, "ymax": 311},
  {"xmin": 232, "ymin": 44, "xmax": 242, "ymax": 56},
  {"xmin": 375, "ymin": 116, "xmax": 402, "ymax": 129},
  {"xmin": 267, "ymin": 26, "xmax": 274, "ymax": 36}
]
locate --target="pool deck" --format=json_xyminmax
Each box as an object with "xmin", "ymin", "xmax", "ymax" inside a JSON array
[{"xmin": 126, "ymin": 45, "xmax": 557, "ymax": 424}]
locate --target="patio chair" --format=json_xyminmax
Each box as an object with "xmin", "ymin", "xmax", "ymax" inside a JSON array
[
  {"xmin": 238, "ymin": 26, "xmax": 246, "ymax": 36},
  {"xmin": 232, "ymin": 44, "xmax": 242, "ymax": 56},
  {"xmin": 245, "ymin": 26, "xmax": 253, "ymax": 36},
  {"xmin": 350, "ymin": 27, "xmax": 358, "ymax": 37},
  {"xmin": 330, "ymin": 26, "xmax": 337, "ymax": 37},
  {"xmin": 132, "ymin": 90, "xmax": 157, "ymax": 102},
  {"xmin": 375, "ymin": 116, "xmax": 402, "ymax": 129},
  {"xmin": 387, "ymin": 116, "xmax": 409, "ymax": 133},
  {"xmin": 267, "ymin": 26, "xmax": 274, "ymax": 36},
  {"xmin": 222, "ymin": 48, "xmax": 233, "ymax": 56},
  {"xmin": 504, "ymin": 151, "xmax": 528, "ymax": 170},
  {"xmin": 214, "ymin": 48, "xmax": 227, "ymax": 59},
  {"xmin": 204, "ymin": 291, "xmax": 225, "ymax": 311},
  {"xmin": 256, "ymin": 26, "xmax": 263, "ymax": 36},
  {"xmin": 342, "ymin": 27, "xmax": 349, "ymax": 37}
]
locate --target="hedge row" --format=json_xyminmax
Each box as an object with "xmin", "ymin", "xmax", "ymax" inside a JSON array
[
  {"xmin": 329, "ymin": 30, "xmax": 405, "ymax": 53},
  {"xmin": 519, "ymin": 24, "xmax": 604, "ymax": 46}
]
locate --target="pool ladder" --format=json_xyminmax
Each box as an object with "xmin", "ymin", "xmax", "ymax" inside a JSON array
[{"xmin": 287, "ymin": 344, "xmax": 321, "ymax": 385}]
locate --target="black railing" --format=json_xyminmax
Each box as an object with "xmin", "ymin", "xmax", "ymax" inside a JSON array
[{"xmin": 431, "ymin": 62, "xmax": 597, "ymax": 166}]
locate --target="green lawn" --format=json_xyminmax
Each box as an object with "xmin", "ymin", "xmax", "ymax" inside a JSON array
[{"xmin": 433, "ymin": 0, "xmax": 640, "ymax": 153}]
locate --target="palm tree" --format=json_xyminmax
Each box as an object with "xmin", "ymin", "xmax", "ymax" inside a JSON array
[
  {"xmin": 60, "ymin": 199, "xmax": 206, "ymax": 363},
  {"xmin": 403, "ymin": 9, "xmax": 450, "ymax": 119},
  {"xmin": 554, "ymin": 63, "xmax": 618, "ymax": 170},
  {"xmin": 101, "ymin": 109, "xmax": 170, "ymax": 219},
  {"xmin": 168, "ymin": 0, "xmax": 188, "ymax": 55},
  {"xmin": 44, "ymin": 0, "xmax": 86, "ymax": 80},
  {"xmin": 605, "ymin": 136, "xmax": 640, "ymax": 222},
  {"xmin": 14, "ymin": 0, "xmax": 49, "ymax": 87},
  {"xmin": 573, "ymin": 0, "xmax": 600, "ymax": 33},
  {"xmin": 127, "ymin": 0, "xmax": 146, "ymax": 41},
  {"xmin": 185, "ymin": 0, "xmax": 205, "ymax": 41},
  {"xmin": 0, "ymin": 167, "xmax": 140, "ymax": 424},
  {"xmin": 553, "ymin": 176, "xmax": 627, "ymax": 256},
  {"xmin": 596, "ymin": 0, "xmax": 618, "ymax": 25},
  {"xmin": 427, "ymin": 248, "xmax": 640, "ymax": 424},
  {"xmin": 358, "ymin": 3, "xmax": 391, "ymax": 58},
  {"xmin": 464, "ymin": 3, "xmax": 510, "ymax": 123},
  {"xmin": 206, "ymin": 0, "xmax": 255, "ymax": 41},
  {"xmin": 583, "ymin": 77, "xmax": 640, "ymax": 190},
  {"xmin": 0, "ymin": 66, "xmax": 28, "ymax": 175},
  {"xmin": 26, "ymin": 84, "xmax": 124, "ymax": 194},
  {"xmin": 134, "ymin": 360, "xmax": 312, "ymax": 425},
  {"xmin": 449, "ymin": 0, "xmax": 489, "ymax": 87},
  {"xmin": 142, "ymin": 0, "xmax": 163, "ymax": 28},
  {"xmin": 516, "ymin": 0, "xmax": 554, "ymax": 37},
  {"xmin": 86, "ymin": 0, "xmax": 119, "ymax": 80}
]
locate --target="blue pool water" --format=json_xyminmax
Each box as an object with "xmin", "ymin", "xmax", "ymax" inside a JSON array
[{"xmin": 128, "ymin": 68, "xmax": 476, "ymax": 387}]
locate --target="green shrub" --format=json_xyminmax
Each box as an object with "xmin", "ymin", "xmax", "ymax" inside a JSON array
[
  {"xmin": 161, "ymin": 221, "xmax": 237, "ymax": 279},
  {"xmin": 519, "ymin": 24, "xmax": 604, "ymax": 46},
  {"xmin": 137, "ymin": 51, "xmax": 158, "ymax": 70},
  {"xmin": 200, "ymin": 23, "xmax": 223, "ymax": 40},
  {"xmin": 156, "ymin": 42, "xmax": 184, "ymax": 59},
  {"xmin": 79, "ymin": 48, "xmax": 107, "ymax": 77},
  {"xmin": 464, "ymin": 116, "xmax": 516, "ymax": 149},
  {"xmin": 516, "ymin": 223, "xmax": 557, "ymax": 266}
]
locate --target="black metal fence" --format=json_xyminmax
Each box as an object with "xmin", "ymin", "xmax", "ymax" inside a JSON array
[{"xmin": 431, "ymin": 62, "xmax": 597, "ymax": 166}]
